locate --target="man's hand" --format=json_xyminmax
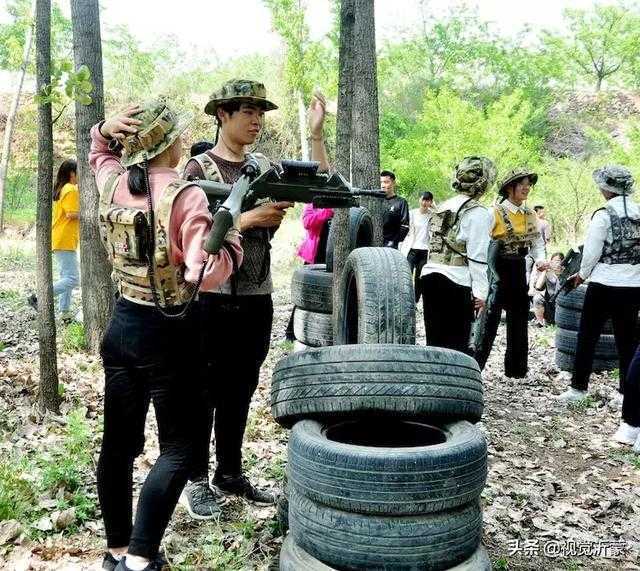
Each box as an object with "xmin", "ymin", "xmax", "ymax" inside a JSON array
[
  {"xmin": 474, "ymin": 297, "xmax": 485, "ymax": 314},
  {"xmin": 569, "ymin": 273, "xmax": 584, "ymax": 289},
  {"xmin": 240, "ymin": 201, "xmax": 293, "ymax": 231},
  {"xmin": 100, "ymin": 105, "xmax": 142, "ymax": 140},
  {"xmin": 308, "ymin": 90, "xmax": 326, "ymax": 139},
  {"xmin": 536, "ymin": 260, "xmax": 550, "ymax": 271}
]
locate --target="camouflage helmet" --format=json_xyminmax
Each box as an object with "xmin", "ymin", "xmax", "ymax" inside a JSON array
[
  {"xmin": 451, "ymin": 156, "xmax": 497, "ymax": 197},
  {"xmin": 498, "ymin": 168, "xmax": 538, "ymax": 196},
  {"xmin": 592, "ymin": 165, "xmax": 635, "ymax": 195},
  {"xmin": 204, "ymin": 79, "xmax": 278, "ymax": 117},
  {"xmin": 120, "ymin": 99, "xmax": 192, "ymax": 168}
]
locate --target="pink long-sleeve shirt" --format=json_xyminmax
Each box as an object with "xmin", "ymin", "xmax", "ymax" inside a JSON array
[
  {"xmin": 297, "ymin": 204, "xmax": 334, "ymax": 264},
  {"xmin": 88, "ymin": 124, "xmax": 242, "ymax": 292}
]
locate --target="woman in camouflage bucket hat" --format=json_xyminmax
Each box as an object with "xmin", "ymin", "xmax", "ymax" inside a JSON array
[
  {"xmin": 558, "ymin": 165, "xmax": 640, "ymax": 434},
  {"xmin": 88, "ymin": 101, "xmax": 243, "ymax": 571},
  {"xmin": 420, "ymin": 155, "xmax": 496, "ymax": 355}
]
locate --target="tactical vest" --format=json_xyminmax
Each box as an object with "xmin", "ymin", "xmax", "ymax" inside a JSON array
[
  {"xmin": 493, "ymin": 204, "xmax": 539, "ymax": 255},
  {"xmin": 187, "ymin": 151, "xmax": 271, "ymax": 188},
  {"xmin": 599, "ymin": 204, "xmax": 640, "ymax": 265},
  {"xmin": 428, "ymin": 198, "xmax": 481, "ymax": 266},
  {"xmin": 98, "ymin": 173, "xmax": 196, "ymax": 307}
]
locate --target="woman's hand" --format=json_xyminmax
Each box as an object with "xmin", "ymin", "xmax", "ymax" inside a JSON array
[
  {"xmin": 308, "ymin": 90, "xmax": 327, "ymax": 139},
  {"xmin": 100, "ymin": 105, "xmax": 143, "ymax": 140}
]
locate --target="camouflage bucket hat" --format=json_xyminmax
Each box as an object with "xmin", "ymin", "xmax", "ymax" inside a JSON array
[
  {"xmin": 451, "ymin": 156, "xmax": 497, "ymax": 197},
  {"xmin": 593, "ymin": 165, "xmax": 635, "ymax": 195},
  {"xmin": 204, "ymin": 79, "xmax": 278, "ymax": 116},
  {"xmin": 120, "ymin": 99, "xmax": 192, "ymax": 168},
  {"xmin": 498, "ymin": 168, "xmax": 538, "ymax": 196}
]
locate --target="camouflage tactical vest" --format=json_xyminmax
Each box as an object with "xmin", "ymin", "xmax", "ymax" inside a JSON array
[
  {"xmin": 599, "ymin": 204, "xmax": 640, "ymax": 265},
  {"xmin": 98, "ymin": 173, "xmax": 196, "ymax": 307},
  {"xmin": 428, "ymin": 198, "xmax": 481, "ymax": 266},
  {"xmin": 495, "ymin": 204, "xmax": 539, "ymax": 255}
]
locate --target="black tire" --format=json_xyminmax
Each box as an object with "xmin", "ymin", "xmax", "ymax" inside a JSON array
[
  {"xmin": 288, "ymin": 419, "xmax": 487, "ymax": 515},
  {"xmin": 325, "ymin": 207, "xmax": 374, "ymax": 273},
  {"xmin": 289, "ymin": 488, "xmax": 482, "ymax": 571},
  {"xmin": 291, "ymin": 265, "xmax": 333, "ymax": 314},
  {"xmin": 293, "ymin": 309, "xmax": 333, "ymax": 347},
  {"xmin": 554, "ymin": 304, "xmax": 614, "ymax": 334},
  {"xmin": 556, "ymin": 285, "xmax": 587, "ymax": 311},
  {"xmin": 335, "ymin": 247, "xmax": 415, "ymax": 345},
  {"xmin": 279, "ymin": 536, "xmax": 490, "ymax": 571},
  {"xmin": 555, "ymin": 328, "xmax": 618, "ymax": 360},
  {"xmin": 271, "ymin": 344, "xmax": 483, "ymax": 428},
  {"xmin": 555, "ymin": 349, "xmax": 618, "ymax": 373}
]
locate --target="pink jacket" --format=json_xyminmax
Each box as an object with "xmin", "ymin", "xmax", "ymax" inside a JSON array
[
  {"xmin": 297, "ymin": 204, "xmax": 334, "ymax": 264},
  {"xmin": 88, "ymin": 124, "xmax": 242, "ymax": 292}
]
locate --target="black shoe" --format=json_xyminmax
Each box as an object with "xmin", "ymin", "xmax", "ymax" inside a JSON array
[
  {"xmin": 214, "ymin": 473, "xmax": 277, "ymax": 505},
  {"xmin": 27, "ymin": 294, "xmax": 37, "ymax": 310},
  {"xmin": 103, "ymin": 553, "xmax": 120, "ymax": 571},
  {"xmin": 180, "ymin": 478, "xmax": 222, "ymax": 520}
]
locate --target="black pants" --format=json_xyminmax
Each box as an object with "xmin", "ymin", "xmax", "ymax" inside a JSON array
[
  {"xmin": 623, "ymin": 343, "xmax": 640, "ymax": 427},
  {"xmin": 191, "ymin": 294, "xmax": 273, "ymax": 480},
  {"xmin": 97, "ymin": 298, "xmax": 199, "ymax": 559},
  {"xmin": 572, "ymin": 282, "xmax": 640, "ymax": 392},
  {"xmin": 475, "ymin": 256, "xmax": 529, "ymax": 378},
  {"xmin": 408, "ymin": 249, "xmax": 429, "ymax": 301},
  {"xmin": 421, "ymin": 273, "xmax": 474, "ymax": 355}
]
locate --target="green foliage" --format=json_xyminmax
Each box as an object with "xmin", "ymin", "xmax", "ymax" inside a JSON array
[
  {"xmin": 3, "ymin": 170, "xmax": 36, "ymax": 223},
  {"xmin": 382, "ymin": 89, "xmax": 540, "ymax": 199},
  {"xmin": 542, "ymin": 3, "xmax": 640, "ymax": 91},
  {"xmin": 61, "ymin": 322, "xmax": 88, "ymax": 353},
  {"xmin": 0, "ymin": 455, "xmax": 36, "ymax": 521},
  {"xmin": 567, "ymin": 395, "xmax": 597, "ymax": 412},
  {"xmin": 493, "ymin": 557, "xmax": 510, "ymax": 570}
]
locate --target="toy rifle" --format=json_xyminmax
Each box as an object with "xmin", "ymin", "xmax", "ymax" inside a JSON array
[
  {"xmin": 548, "ymin": 246, "xmax": 583, "ymax": 303},
  {"xmin": 195, "ymin": 158, "xmax": 386, "ymax": 254},
  {"xmin": 471, "ymin": 238, "xmax": 503, "ymax": 370}
]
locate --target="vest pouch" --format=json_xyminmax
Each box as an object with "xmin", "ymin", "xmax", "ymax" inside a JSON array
[{"xmin": 103, "ymin": 206, "xmax": 150, "ymax": 263}]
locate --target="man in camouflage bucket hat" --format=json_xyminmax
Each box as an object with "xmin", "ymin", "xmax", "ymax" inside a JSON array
[
  {"xmin": 204, "ymin": 79, "xmax": 278, "ymax": 116},
  {"xmin": 419, "ymin": 156, "xmax": 496, "ymax": 354},
  {"xmin": 558, "ymin": 166, "xmax": 640, "ymax": 445},
  {"xmin": 474, "ymin": 166, "xmax": 548, "ymax": 378},
  {"xmin": 180, "ymin": 80, "xmax": 330, "ymax": 519}
]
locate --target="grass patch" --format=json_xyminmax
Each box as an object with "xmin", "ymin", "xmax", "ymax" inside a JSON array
[
  {"xmin": 0, "ymin": 240, "xmax": 36, "ymax": 272},
  {"xmin": 264, "ymin": 451, "xmax": 287, "ymax": 482},
  {"xmin": 610, "ymin": 449, "xmax": 640, "ymax": 469},
  {"xmin": 61, "ymin": 321, "xmax": 87, "ymax": 353},
  {"xmin": 493, "ymin": 557, "xmax": 509, "ymax": 570},
  {"xmin": 0, "ymin": 408, "xmax": 96, "ymax": 533},
  {"xmin": 567, "ymin": 395, "xmax": 597, "ymax": 413},
  {"xmin": 0, "ymin": 287, "xmax": 22, "ymax": 307}
]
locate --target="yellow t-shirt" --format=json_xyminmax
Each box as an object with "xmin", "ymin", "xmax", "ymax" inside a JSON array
[
  {"xmin": 52, "ymin": 183, "xmax": 79, "ymax": 251},
  {"xmin": 492, "ymin": 207, "xmax": 537, "ymax": 239}
]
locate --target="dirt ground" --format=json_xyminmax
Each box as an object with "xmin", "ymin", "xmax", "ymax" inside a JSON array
[{"xmin": 0, "ymin": 226, "xmax": 639, "ymax": 570}]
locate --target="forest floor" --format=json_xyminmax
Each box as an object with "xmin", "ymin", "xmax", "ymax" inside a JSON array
[{"xmin": 1, "ymin": 224, "xmax": 639, "ymax": 571}]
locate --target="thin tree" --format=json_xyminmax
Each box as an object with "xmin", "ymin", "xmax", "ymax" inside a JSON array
[
  {"xmin": 351, "ymin": 0, "xmax": 382, "ymax": 243},
  {"xmin": 331, "ymin": 0, "xmax": 355, "ymax": 337},
  {"xmin": 35, "ymin": 0, "xmax": 59, "ymax": 413},
  {"xmin": 71, "ymin": 0, "xmax": 113, "ymax": 352},
  {"xmin": 0, "ymin": 0, "xmax": 35, "ymax": 233}
]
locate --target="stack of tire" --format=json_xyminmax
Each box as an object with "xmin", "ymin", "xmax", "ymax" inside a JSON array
[
  {"xmin": 275, "ymin": 245, "xmax": 491, "ymax": 570},
  {"xmin": 290, "ymin": 208, "xmax": 374, "ymax": 352},
  {"xmin": 554, "ymin": 285, "xmax": 617, "ymax": 372}
]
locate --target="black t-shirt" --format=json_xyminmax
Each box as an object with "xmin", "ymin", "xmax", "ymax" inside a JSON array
[{"xmin": 383, "ymin": 194, "xmax": 410, "ymax": 246}]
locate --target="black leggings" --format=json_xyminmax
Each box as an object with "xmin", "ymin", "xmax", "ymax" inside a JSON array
[
  {"xmin": 191, "ymin": 294, "xmax": 273, "ymax": 480},
  {"xmin": 97, "ymin": 298, "xmax": 200, "ymax": 559},
  {"xmin": 408, "ymin": 249, "xmax": 429, "ymax": 301},
  {"xmin": 572, "ymin": 282, "xmax": 640, "ymax": 392},
  {"xmin": 421, "ymin": 273, "xmax": 474, "ymax": 354}
]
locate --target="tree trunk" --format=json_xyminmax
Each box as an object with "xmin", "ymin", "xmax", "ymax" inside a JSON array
[
  {"xmin": 0, "ymin": 1, "xmax": 35, "ymax": 234},
  {"xmin": 297, "ymin": 90, "xmax": 309, "ymax": 160},
  {"xmin": 331, "ymin": 0, "xmax": 355, "ymax": 339},
  {"xmin": 71, "ymin": 0, "xmax": 113, "ymax": 353},
  {"xmin": 351, "ymin": 0, "xmax": 382, "ymax": 244},
  {"xmin": 35, "ymin": 0, "xmax": 59, "ymax": 413},
  {"xmin": 596, "ymin": 74, "xmax": 603, "ymax": 92}
]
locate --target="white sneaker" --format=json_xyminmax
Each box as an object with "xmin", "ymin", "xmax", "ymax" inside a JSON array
[
  {"xmin": 633, "ymin": 434, "xmax": 640, "ymax": 454},
  {"xmin": 612, "ymin": 422, "xmax": 640, "ymax": 445},
  {"xmin": 557, "ymin": 388, "xmax": 588, "ymax": 402}
]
